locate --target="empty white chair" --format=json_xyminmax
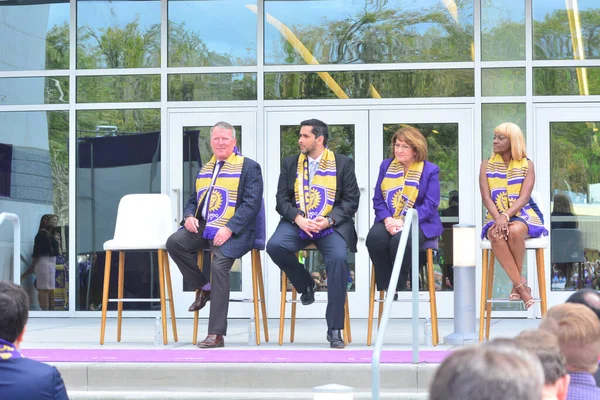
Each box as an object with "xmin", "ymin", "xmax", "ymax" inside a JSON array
[{"xmin": 100, "ymin": 194, "xmax": 178, "ymax": 345}]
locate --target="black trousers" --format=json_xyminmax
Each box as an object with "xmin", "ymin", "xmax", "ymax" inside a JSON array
[
  {"xmin": 266, "ymin": 220, "xmax": 349, "ymax": 330},
  {"xmin": 166, "ymin": 220, "xmax": 235, "ymax": 336},
  {"xmin": 366, "ymin": 221, "xmax": 425, "ymax": 291}
]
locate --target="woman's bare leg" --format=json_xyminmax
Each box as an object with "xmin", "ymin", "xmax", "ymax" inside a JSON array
[
  {"xmin": 506, "ymin": 222, "xmax": 527, "ymax": 275},
  {"xmin": 489, "ymin": 233, "xmax": 523, "ymax": 287},
  {"xmin": 38, "ymin": 290, "xmax": 49, "ymax": 310}
]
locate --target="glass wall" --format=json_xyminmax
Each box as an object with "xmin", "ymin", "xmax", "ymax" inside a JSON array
[{"xmin": 0, "ymin": 111, "xmax": 69, "ymax": 311}]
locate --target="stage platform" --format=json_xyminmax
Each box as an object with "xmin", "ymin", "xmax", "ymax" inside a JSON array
[{"xmin": 21, "ymin": 317, "xmax": 540, "ymax": 399}]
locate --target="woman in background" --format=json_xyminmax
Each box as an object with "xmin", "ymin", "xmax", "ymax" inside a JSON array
[{"xmin": 22, "ymin": 214, "xmax": 59, "ymax": 310}]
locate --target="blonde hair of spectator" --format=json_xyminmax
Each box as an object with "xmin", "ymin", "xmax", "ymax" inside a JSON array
[
  {"xmin": 539, "ymin": 303, "xmax": 600, "ymax": 374},
  {"xmin": 492, "ymin": 122, "xmax": 526, "ymax": 161}
]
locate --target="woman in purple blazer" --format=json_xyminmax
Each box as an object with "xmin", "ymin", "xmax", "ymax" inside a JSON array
[{"xmin": 366, "ymin": 126, "xmax": 443, "ymax": 292}]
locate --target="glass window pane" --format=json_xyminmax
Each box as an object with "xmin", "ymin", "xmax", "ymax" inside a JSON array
[
  {"xmin": 265, "ymin": 70, "xmax": 474, "ymax": 100},
  {"xmin": 533, "ymin": 0, "xmax": 600, "ymax": 60},
  {"xmin": 534, "ymin": 67, "xmax": 600, "ymax": 96},
  {"xmin": 279, "ymin": 124, "xmax": 356, "ymax": 292},
  {"xmin": 77, "ymin": 0, "xmax": 161, "ymax": 69},
  {"xmin": 76, "ymin": 109, "xmax": 160, "ymax": 311},
  {"xmin": 168, "ymin": 74, "xmax": 257, "ymax": 101},
  {"xmin": 181, "ymin": 126, "xmax": 243, "ymax": 292},
  {"xmin": 482, "ymin": 68, "xmax": 526, "ymax": 96},
  {"xmin": 481, "ymin": 0, "xmax": 525, "ymax": 61},
  {"xmin": 0, "ymin": 111, "xmax": 70, "ymax": 311},
  {"xmin": 168, "ymin": 0, "xmax": 257, "ymax": 67},
  {"xmin": 265, "ymin": 0, "xmax": 474, "ymax": 65},
  {"xmin": 0, "ymin": 1, "xmax": 69, "ymax": 71},
  {"xmin": 550, "ymin": 121, "xmax": 600, "ymax": 292},
  {"xmin": 77, "ymin": 75, "xmax": 160, "ymax": 103},
  {"xmin": 481, "ymin": 104, "xmax": 528, "ymax": 310},
  {"xmin": 382, "ymin": 123, "xmax": 457, "ymax": 292},
  {"xmin": 0, "ymin": 77, "xmax": 69, "ymax": 105}
]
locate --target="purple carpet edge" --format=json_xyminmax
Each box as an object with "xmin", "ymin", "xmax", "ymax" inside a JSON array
[{"xmin": 21, "ymin": 349, "xmax": 450, "ymax": 364}]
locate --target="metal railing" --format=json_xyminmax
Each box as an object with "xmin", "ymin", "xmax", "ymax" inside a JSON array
[
  {"xmin": 0, "ymin": 212, "xmax": 21, "ymax": 284},
  {"xmin": 372, "ymin": 208, "xmax": 420, "ymax": 400}
]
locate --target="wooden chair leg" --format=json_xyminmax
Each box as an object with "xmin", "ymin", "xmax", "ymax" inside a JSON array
[
  {"xmin": 163, "ymin": 250, "xmax": 178, "ymax": 342},
  {"xmin": 117, "ymin": 251, "xmax": 125, "ymax": 342},
  {"xmin": 100, "ymin": 250, "xmax": 112, "ymax": 345},
  {"xmin": 485, "ymin": 252, "xmax": 495, "ymax": 340},
  {"xmin": 251, "ymin": 250, "xmax": 261, "ymax": 345},
  {"xmin": 157, "ymin": 249, "xmax": 168, "ymax": 345},
  {"xmin": 192, "ymin": 250, "xmax": 205, "ymax": 345},
  {"xmin": 343, "ymin": 296, "xmax": 349, "ymax": 346},
  {"xmin": 426, "ymin": 249, "xmax": 439, "ymax": 346},
  {"xmin": 367, "ymin": 263, "xmax": 376, "ymax": 346},
  {"xmin": 377, "ymin": 290, "xmax": 384, "ymax": 328},
  {"xmin": 479, "ymin": 249, "xmax": 488, "ymax": 342},
  {"xmin": 279, "ymin": 272, "xmax": 286, "ymax": 346},
  {"xmin": 536, "ymin": 249, "xmax": 548, "ymax": 316},
  {"xmin": 255, "ymin": 252, "xmax": 269, "ymax": 342},
  {"xmin": 290, "ymin": 287, "xmax": 297, "ymax": 343}
]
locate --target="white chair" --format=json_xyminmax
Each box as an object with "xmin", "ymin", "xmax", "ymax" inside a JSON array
[
  {"xmin": 479, "ymin": 190, "xmax": 548, "ymax": 342},
  {"xmin": 100, "ymin": 194, "xmax": 178, "ymax": 345}
]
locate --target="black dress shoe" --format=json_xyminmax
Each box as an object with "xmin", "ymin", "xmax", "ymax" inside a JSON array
[
  {"xmin": 188, "ymin": 289, "xmax": 211, "ymax": 312},
  {"xmin": 327, "ymin": 329, "xmax": 345, "ymax": 349},
  {"xmin": 197, "ymin": 334, "xmax": 224, "ymax": 348},
  {"xmin": 300, "ymin": 282, "xmax": 316, "ymax": 305}
]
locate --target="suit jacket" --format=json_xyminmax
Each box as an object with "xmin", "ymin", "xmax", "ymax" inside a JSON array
[
  {"xmin": 275, "ymin": 153, "xmax": 360, "ymax": 253},
  {"xmin": 372, "ymin": 158, "xmax": 443, "ymax": 239},
  {"xmin": 0, "ymin": 357, "xmax": 68, "ymax": 400},
  {"xmin": 183, "ymin": 157, "xmax": 263, "ymax": 259}
]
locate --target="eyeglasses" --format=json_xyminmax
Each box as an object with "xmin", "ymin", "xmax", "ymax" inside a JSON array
[{"xmin": 394, "ymin": 144, "xmax": 412, "ymax": 151}]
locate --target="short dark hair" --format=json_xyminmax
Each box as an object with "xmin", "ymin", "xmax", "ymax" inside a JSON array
[
  {"xmin": 0, "ymin": 281, "xmax": 29, "ymax": 343},
  {"xmin": 566, "ymin": 289, "xmax": 600, "ymax": 319},
  {"xmin": 300, "ymin": 119, "xmax": 329, "ymax": 146}
]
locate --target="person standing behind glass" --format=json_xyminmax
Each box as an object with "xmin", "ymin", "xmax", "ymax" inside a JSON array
[
  {"xmin": 366, "ymin": 126, "xmax": 443, "ymax": 292},
  {"xmin": 21, "ymin": 214, "xmax": 59, "ymax": 311},
  {"xmin": 480, "ymin": 122, "xmax": 547, "ymax": 309}
]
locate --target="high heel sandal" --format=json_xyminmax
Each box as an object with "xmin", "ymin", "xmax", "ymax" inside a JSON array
[
  {"xmin": 514, "ymin": 283, "xmax": 534, "ymax": 310},
  {"xmin": 509, "ymin": 278, "xmax": 526, "ymax": 301}
]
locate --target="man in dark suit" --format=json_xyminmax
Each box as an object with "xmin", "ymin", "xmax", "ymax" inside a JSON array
[
  {"xmin": 267, "ymin": 118, "xmax": 359, "ymax": 349},
  {"xmin": 0, "ymin": 281, "xmax": 68, "ymax": 399},
  {"xmin": 167, "ymin": 121, "xmax": 263, "ymax": 348}
]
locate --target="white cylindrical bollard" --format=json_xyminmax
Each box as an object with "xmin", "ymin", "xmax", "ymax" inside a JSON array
[
  {"xmin": 444, "ymin": 224, "xmax": 479, "ymax": 345},
  {"xmin": 313, "ymin": 384, "xmax": 353, "ymax": 400}
]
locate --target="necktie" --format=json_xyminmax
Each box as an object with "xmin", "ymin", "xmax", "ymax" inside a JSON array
[
  {"xmin": 202, "ymin": 161, "xmax": 224, "ymax": 219},
  {"xmin": 309, "ymin": 160, "xmax": 318, "ymax": 185}
]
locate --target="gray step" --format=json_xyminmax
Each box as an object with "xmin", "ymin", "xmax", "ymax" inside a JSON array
[
  {"xmin": 68, "ymin": 391, "xmax": 428, "ymax": 399},
  {"xmin": 57, "ymin": 362, "xmax": 436, "ymax": 396}
]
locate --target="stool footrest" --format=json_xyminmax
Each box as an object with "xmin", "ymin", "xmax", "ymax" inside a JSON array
[
  {"xmin": 284, "ymin": 299, "xmax": 329, "ymax": 304},
  {"xmin": 108, "ymin": 298, "xmax": 172, "ymax": 303},
  {"xmin": 486, "ymin": 298, "xmax": 542, "ymax": 304},
  {"xmin": 230, "ymin": 299, "xmax": 264, "ymax": 303},
  {"xmin": 375, "ymin": 298, "xmax": 433, "ymax": 303}
]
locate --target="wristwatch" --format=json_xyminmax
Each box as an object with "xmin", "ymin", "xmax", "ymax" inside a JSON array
[{"xmin": 326, "ymin": 216, "xmax": 334, "ymax": 227}]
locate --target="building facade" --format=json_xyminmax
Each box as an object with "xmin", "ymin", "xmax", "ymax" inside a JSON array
[{"xmin": 0, "ymin": 0, "xmax": 599, "ymax": 320}]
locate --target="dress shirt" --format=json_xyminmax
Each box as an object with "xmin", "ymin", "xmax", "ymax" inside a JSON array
[
  {"xmin": 566, "ymin": 371, "xmax": 600, "ymax": 400},
  {"xmin": 201, "ymin": 160, "xmax": 224, "ymax": 219}
]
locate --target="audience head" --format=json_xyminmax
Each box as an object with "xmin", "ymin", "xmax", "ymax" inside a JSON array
[
  {"xmin": 492, "ymin": 122, "xmax": 526, "ymax": 161},
  {"xmin": 429, "ymin": 342, "xmax": 544, "ymax": 400},
  {"xmin": 540, "ymin": 303, "xmax": 600, "ymax": 374},
  {"xmin": 38, "ymin": 214, "xmax": 58, "ymax": 232},
  {"xmin": 0, "ymin": 281, "xmax": 29, "ymax": 346},
  {"xmin": 390, "ymin": 125, "xmax": 428, "ymax": 162},
  {"xmin": 566, "ymin": 289, "xmax": 600, "ymax": 320},
  {"xmin": 553, "ymin": 192, "xmax": 574, "ymax": 214},
  {"xmin": 515, "ymin": 329, "xmax": 570, "ymax": 400}
]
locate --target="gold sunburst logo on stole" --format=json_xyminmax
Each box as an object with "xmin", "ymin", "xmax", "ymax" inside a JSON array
[
  {"xmin": 495, "ymin": 192, "xmax": 509, "ymax": 211},
  {"xmin": 308, "ymin": 188, "xmax": 321, "ymax": 211},
  {"xmin": 392, "ymin": 190, "xmax": 404, "ymax": 210},
  {"xmin": 209, "ymin": 191, "xmax": 224, "ymax": 212}
]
